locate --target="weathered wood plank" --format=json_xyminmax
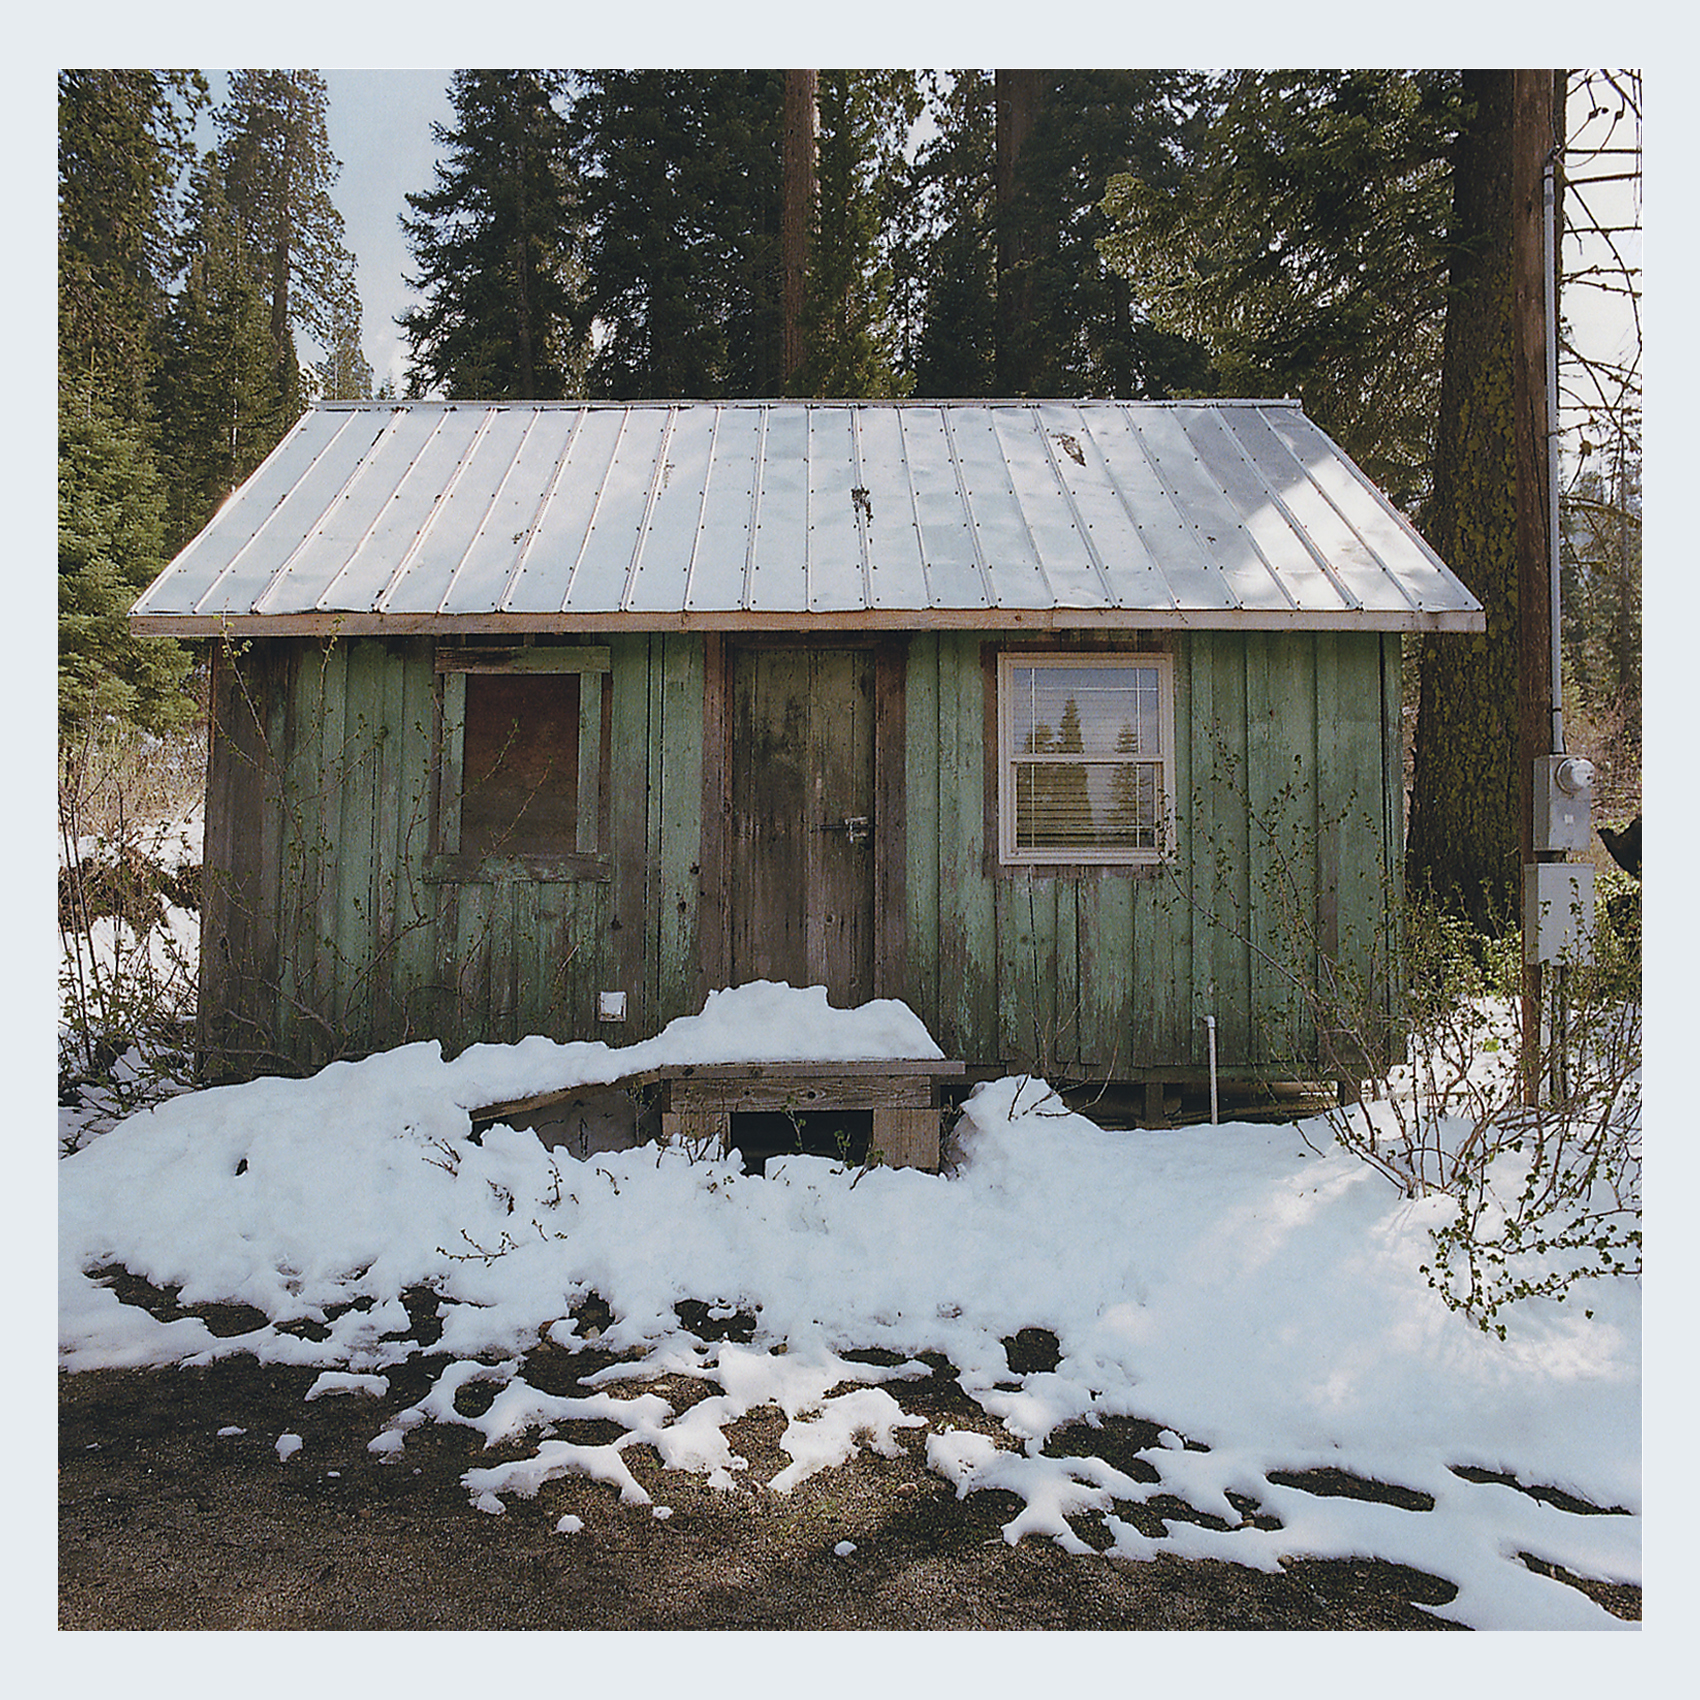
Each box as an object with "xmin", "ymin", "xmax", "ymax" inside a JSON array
[
  {"xmin": 1215, "ymin": 635, "xmax": 1252, "ymax": 1065},
  {"xmin": 657, "ymin": 633, "xmax": 704, "ymax": 1023},
  {"xmin": 871, "ymin": 1107, "xmax": 940, "ymax": 1171},
  {"xmin": 698, "ymin": 633, "xmax": 730, "ymax": 995},
  {"xmin": 396, "ymin": 643, "xmax": 447, "ymax": 1047},
  {"xmin": 661, "ymin": 1109, "xmax": 731, "ymax": 1155},
  {"xmin": 1334, "ymin": 632, "xmax": 1392, "ymax": 1064},
  {"xmin": 201, "ymin": 639, "xmax": 281, "ymax": 1072},
  {"xmin": 934, "ymin": 637, "xmax": 977, "ymax": 1059},
  {"xmin": 609, "ymin": 634, "xmax": 651, "ymax": 1034},
  {"xmin": 438, "ymin": 669, "xmax": 466, "ymax": 856},
  {"xmin": 811, "ymin": 647, "xmax": 875, "ymax": 1002},
  {"xmin": 451, "ymin": 876, "xmax": 493, "ymax": 1058},
  {"xmin": 436, "ymin": 645, "xmax": 611, "ymax": 675},
  {"xmin": 576, "ymin": 671, "xmax": 603, "ymax": 856},
  {"xmin": 1088, "ymin": 868, "xmax": 1136, "ymax": 1076},
  {"xmin": 672, "ymin": 1074, "xmax": 933, "ymax": 1113},
  {"xmin": 1186, "ymin": 634, "xmax": 1217, "ymax": 1073},
  {"xmin": 336, "ymin": 641, "xmax": 383, "ymax": 1050},
  {"xmin": 904, "ymin": 632, "xmax": 940, "ymax": 1034},
  {"xmin": 873, "ymin": 638, "xmax": 908, "ymax": 1001}
]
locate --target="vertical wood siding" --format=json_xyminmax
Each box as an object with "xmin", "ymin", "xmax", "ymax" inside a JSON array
[
  {"xmin": 204, "ymin": 634, "xmax": 703, "ymax": 1076},
  {"xmin": 202, "ymin": 627, "xmax": 1398, "ymax": 1083},
  {"xmin": 902, "ymin": 628, "xmax": 1399, "ymax": 1080}
]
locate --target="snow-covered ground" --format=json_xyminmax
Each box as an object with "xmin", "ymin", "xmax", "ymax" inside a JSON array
[{"xmin": 56, "ymin": 981, "xmax": 1640, "ymax": 1631}]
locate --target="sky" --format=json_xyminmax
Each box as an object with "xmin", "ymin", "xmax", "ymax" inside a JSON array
[{"xmin": 320, "ymin": 70, "xmax": 456, "ymax": 394}]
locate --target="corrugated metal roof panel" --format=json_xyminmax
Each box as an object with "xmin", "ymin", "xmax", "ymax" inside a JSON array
[{"xmin": 131, "ymin": 399, "xmax": 1484, "ymax": 634}]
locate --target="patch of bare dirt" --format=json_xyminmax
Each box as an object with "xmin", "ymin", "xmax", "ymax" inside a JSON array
[{"xmin": 59, "ymin": 1353, "xmax": 1502, "ymax": 1632}]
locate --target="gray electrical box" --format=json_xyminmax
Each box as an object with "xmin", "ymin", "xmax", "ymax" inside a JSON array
[
  {"xmin": 1523, "ymin": 862, "xmax": 1596, "ymax": 965},
  {"xmin": 1534, "ymin": 754, "xmax": 1596, "ymax": 853}
]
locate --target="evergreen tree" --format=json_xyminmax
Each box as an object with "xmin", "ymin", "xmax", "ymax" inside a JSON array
[
  {"xmin": 570, "ymin": 70, "xmax": 783, "ymax": 398},
  {"xmin": 58, "ymin": 69, "xmax": 205, "ymax": 409},
  {"xmin": 792, "ymin": 71, "xmax": 919, "ymax": 397},
  {"xmin": 216, "ymin": 70, "xmax": 362, "ymax": 414},
  {"xmin": 400, "ymin": 70, "xmax": 582, "ymax": 399},
  {"xmin": 57, "ymin": 69, "xmax": 204, "ymax": 737},
  {"xmin": 1404, "ymin": 71, "xmax": 1550, "ymax": 930},
  {"xmin": 907, "ymin": 71, "xmax": 997, "ymax": 396},
  {"xmin": 317, "ymin": 294, "xmax": 374, "ymax": 401},
  {"xmin": 1099, "ymin": 70, "xmax": 1464, "ymax": 507},
  {"xmin": 153, "ymin": 152, "xmax": 291, "ymax": 556},
  {"xmin": 58, "ymin": 377, "xmax": 194, "ymax": 734},
  {"xmin": 907, "ymin": 71, "xmax": 1210, "ymax": 401}
]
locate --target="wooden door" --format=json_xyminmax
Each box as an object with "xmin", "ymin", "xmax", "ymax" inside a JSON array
[{"xmin": 730, "ymin": 647, "xmax": 876, "ymax": 1003}]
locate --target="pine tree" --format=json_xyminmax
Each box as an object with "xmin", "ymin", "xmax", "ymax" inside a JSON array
[
  {"xmin": 57, "ymin": 69, "xmax": 203, "ymax": 737},
  {"xmin": 907, "ymin": 72, "xmax": 997, "ymax": 396},
  {"xmin": 58, "ymin": 378, "xmax": 193, "ymax": 734},
  {"xmin": 907, "ymin": 71, "xmax": 1210, "ymax": 402},
  {"xmin": 1099, "ymin": 71, "xmax": 1463, "ymax": 507},
  {"xmin": 317, "ymin": 294, "xmax": 374, "ymax": 401},
  {"xmin": 1404, "ymin": 72, "xmax": 1548, "ymax": 930},
  {"xmin": 400, "ymin": 70, "xmax": 582, "ymax": 399},
  {"xmin": 217, "ymin": 70, "xmax": 362, "ymax": 414},
  {"xmin": 58, "ymin": 69, "xmax": 205, "ymax": 409},
  {"xmin": 792, "ymin": 71, "xmax": 919, "ymax": 397},
  {"xmin": 570, "ymin": 70, "xmax": 783, "ymax": 398},
  {"xmin": 153, "ymin": 152, "xmax": 291, "ymax": 556}
]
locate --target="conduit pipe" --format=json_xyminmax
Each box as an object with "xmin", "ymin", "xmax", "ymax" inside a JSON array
[
  {"xmin": 1204, "ymin": 1015, "xmax": 1219, "ymax": 1125},
  {"xmin": 1544, "ymin": 149, "xmax": 1566, "ymax": 756}
]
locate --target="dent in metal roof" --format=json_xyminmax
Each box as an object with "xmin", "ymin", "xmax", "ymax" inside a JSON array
[{"xmin": 131, "ymin": 399, "xmax": 1484, "ymax": 635}]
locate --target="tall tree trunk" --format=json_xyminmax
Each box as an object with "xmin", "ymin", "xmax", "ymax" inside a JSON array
[
  {"xmin": 1408, "ymin": 70, "xmax": 1564, "ymax": 939},
  {"xmin": 1407, "ymin": 72, "xmax": 1522, "ymax": 931},
  {"xmin": 994, "ymin": 69, "xmax": 1040, "ymax": 394},
  {"xmin": 782, "ymin": 70, "xmax": 817, "ymax": 389}
]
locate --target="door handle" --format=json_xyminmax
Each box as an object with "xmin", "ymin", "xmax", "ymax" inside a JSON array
[{"xmin": 819, "ymin": 815, "xmax": 872, "ymax": 844}]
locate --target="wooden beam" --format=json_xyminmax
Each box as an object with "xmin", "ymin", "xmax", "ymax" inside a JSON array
[{"xmin": 130, "ymin": 605, "xmax": 1489, "ymax": 640}]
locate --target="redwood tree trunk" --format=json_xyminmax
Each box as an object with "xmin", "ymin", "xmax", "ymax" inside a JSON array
[{"xmin": 994, "ymin": 69, "xmax": 1041, "ymax": 395}]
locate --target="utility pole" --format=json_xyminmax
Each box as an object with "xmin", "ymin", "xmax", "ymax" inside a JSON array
[{"xmin": 1515, "ymin": 69, "xmax": 1594, "ymax": 1104}]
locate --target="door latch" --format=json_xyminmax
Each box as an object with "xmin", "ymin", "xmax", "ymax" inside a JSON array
[{"xmin": 820, "ymin": 815, "xmax": 872, "ymax": 845}]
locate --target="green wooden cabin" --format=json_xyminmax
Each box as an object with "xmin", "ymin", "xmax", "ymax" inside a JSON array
[{"xmin": 132, "ymin": 400, "xmax": 1483, "ymax": 1104}]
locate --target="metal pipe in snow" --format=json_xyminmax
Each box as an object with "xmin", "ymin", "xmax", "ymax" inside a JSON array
[
  {"xmin": 1544, "ymin": 152, "xmax": 1566, "ymax": 756},
  {"xmin": 1205, "ymin": 1014, "xmax": 1219, "ymax": 1125}
]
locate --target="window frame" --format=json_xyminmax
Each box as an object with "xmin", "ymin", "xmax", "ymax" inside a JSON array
[
  {"xmin": 429, "ymin": 644, "xmax": 613, "ymax": 884},
  {"xmin": 995, "ymin": 650, "xmax": 1176, "ymax": 869}
]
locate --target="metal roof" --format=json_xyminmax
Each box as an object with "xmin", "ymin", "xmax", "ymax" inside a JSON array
[{"xmin": 130, "ymin": 399, "xmax": 1484, "ymax": 635}]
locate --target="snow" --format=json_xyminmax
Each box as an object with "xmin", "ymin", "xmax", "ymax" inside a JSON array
[{"xmin": 55, "ymin": 982, "xmax": 1640, "ymax": 1629}]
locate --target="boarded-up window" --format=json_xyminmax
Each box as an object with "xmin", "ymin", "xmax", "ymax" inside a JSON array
[
  {"xmin": 998, "ymin": 653, "xmax": 1174, "ymax": 865},
  {"xmin": 435, "ymin": 646, "xmax": 611, "ymax": 877},
  {"xmin": 461, "ymin": 672, "xmax": 581, "ymax": 855}
]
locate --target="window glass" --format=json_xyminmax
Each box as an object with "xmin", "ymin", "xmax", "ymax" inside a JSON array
[{"xmin": 1003, "ymin": 657, "xmax": 1170, "ymax": 861}]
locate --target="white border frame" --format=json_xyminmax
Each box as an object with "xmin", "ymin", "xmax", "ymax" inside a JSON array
[{"xmin": 996, "ymin": 651, "xmax": 1176, "ymax": 867}]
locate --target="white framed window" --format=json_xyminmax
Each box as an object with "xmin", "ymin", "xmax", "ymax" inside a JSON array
[{"xmin": 997, "ymin": 652, "xmax": 1175, "ymax": 866}]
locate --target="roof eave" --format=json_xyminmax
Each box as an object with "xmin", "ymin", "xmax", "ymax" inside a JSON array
[{"xmin": 129, "ymin": 605, "xmax": 1487, "ymax": 639}]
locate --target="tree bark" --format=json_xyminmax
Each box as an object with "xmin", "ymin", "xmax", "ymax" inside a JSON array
[
  {"xmin": 994, "ymin": 70, "xmax": 1041, "ymax": 395},
  {"xmin": 782, "ymin": 70, "xmax": 817, "ymax": 389},
  {"xmin": 1407, "ymin": 71, "xmax": 1523, "ymax": 932}
]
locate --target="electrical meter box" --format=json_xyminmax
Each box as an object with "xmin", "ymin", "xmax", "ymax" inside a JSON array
[
  {"xmin": 1534, "ymin": 754, "xmax": 1596, "ymax": 853},
  {"xmin": 1523, "ymin": 862, "xmax": 1595, "ymax": 965}
]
